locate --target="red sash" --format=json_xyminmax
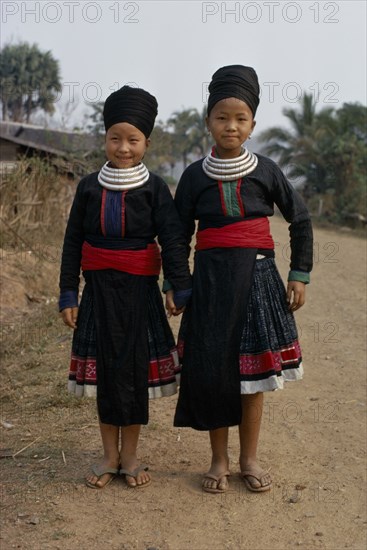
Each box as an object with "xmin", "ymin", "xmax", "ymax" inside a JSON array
[
  {"xmin": 195, "ymin": 218, "xmax": 274, "ymax": 250},
  {"xmin": 81, "ymin": 241, "xmax": 161, "ymax": 276}
]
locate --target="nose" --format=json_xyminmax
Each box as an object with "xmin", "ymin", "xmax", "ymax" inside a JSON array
[
  {"xmin": 118, "ymin": 140, "xmax": 129, "ymax": 152},
  {"xmin": 225, "ymin": 119, "xmax": 236, "ymax": 131}
]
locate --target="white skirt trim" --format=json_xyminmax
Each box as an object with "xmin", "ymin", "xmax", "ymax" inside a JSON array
[
  {"xmin": 68, "ymin": 379, "xmax": 178, "ymax": 400},
  {"xmin": 240, "ymin": 363, "xmax": 304, "ymax": 394},
  {"xmin": 148, "ymin": 381, "xmax": 177, "ymax": 399},
  {"xmin": 68, "ymin": 380, "xmax": 97, "ymax": 398}
]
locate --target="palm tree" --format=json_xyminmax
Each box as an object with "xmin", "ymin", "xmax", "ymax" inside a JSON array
[
  {"xmin": 167, "ymin": 108, "xmax": 201, "ymax": 168},
  {"xmin": 0, "ymin": 42, "xmax": 62, "ymax": 123},
  {"xmin": 189, "ymin": 106, "xmax": 211, "ymax": 157},
  {"xmin": 259, "ymin": 95, "xmax": 367, "ymax": 221},
  {"xmin": 29, "ymin": 48, "xmax": 62, "ymax": 123},
  {"xmin": 259, "ymin": 93, "xmax": 334, "ymax": 194},
  {"xmin": 145, "ymin": 122, "xmax": 176, "ymax": 176}
]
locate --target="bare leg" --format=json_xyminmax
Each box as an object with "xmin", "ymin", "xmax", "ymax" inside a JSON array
[
  {"xmin": 239, "ymin": 393, "xmax": 271, "ymax": 490},
  {"xmin": 202, "ymin": 427, "xmax": 230, "ymax": 492},
  {"xmin": 86, "ymin": 421, "xmax": 120, "ymax": 488},
  {"xmin": 119, "ymin": 424, "xmax": 150, "ymax": 487}
]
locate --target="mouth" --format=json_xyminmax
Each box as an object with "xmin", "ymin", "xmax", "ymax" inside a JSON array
[{"xmin": 116, "ymin": 158, "xmax": 134, "ymax": 164}]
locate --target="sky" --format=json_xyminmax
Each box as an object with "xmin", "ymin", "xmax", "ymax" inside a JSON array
[{"xmin": 1, "ymin": 0, "xmax": 366, "ymax": 133}]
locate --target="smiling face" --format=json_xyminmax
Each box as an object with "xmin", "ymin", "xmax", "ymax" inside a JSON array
[
  {"xmin": 206, "ymin": 97, "xmax": 256, "ymax": 159},
  {"xmin": 105, "ymin": 122, "xmax": 150, "ymax": 169}
]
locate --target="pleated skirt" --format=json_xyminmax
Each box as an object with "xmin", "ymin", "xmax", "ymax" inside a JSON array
[
  {"xmin": 238, "ymin": 257, "xmax": 303, "ymax": 392},
  {"xmin": 67, "ymin": 271, "xmax": 179, "ymax": 425},
  {"xmin": 175, "ymin": 254, "xmax": 303, "ymax": 430}
]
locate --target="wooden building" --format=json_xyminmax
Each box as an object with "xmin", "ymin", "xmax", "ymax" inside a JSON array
[{"xmin": 0, "ymin": 121, "xmax": 101, "ymax": 177}]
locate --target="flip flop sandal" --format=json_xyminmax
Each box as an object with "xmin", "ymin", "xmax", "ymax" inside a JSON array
[
  {"xmin": 240, "ymin": 469, "xmax": 272, "ymax": 492},
  {"xmin": 85, "ymin": 465, "xmax": 119, "ymax": 489},
  {"xmin": 202, "ymin": 471, "xmax": 230, "ymax": 494},
  {"xmin": 119, "ymin": 464, "xmax": 151, "ymax": 488}
]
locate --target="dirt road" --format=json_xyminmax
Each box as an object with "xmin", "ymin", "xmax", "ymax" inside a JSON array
[{"xmin": 0, "ymin": 216, "xmax": 366, "ymax": 549}]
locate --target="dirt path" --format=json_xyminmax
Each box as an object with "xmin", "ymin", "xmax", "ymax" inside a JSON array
[{"xmin": 0, "ymin": 216, "xmax": 366, "ymax": 550}]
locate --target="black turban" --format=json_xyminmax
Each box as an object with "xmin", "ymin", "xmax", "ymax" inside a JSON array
[
  {"xmin": 103, "ymin": 85, "xmax": 158, "ymax": 137},
  {"xmin": 207, "ymin": 65, "xmax": 260, "ymax": 117}
]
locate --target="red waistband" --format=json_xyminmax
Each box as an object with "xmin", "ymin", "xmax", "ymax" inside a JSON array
[
  {"xmin": 195, "ymin": 218, "xmax": 274, "ymax": 250},
  {"xmin": 81, "ymin": 241, "xmax": 162, "ymax": 276}
]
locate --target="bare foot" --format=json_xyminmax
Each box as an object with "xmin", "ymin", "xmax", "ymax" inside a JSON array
[{"xmin": 85, "ymin": 457, "xmax": 119, "ymax": 489}]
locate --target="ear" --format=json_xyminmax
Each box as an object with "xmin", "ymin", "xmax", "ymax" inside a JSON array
[
  {"xmin": 251, "ymin": 120, "xmax": 256, "ymax": 131},
  {"xmin": 145, "ymin": 138, "xmax": 151, "ymax": 149}
]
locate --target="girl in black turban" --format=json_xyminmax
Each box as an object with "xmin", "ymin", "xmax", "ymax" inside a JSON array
[
  {"xmin": 207, "ymin": 64, "xmax": 260, "ymax": 118},
  {"xmin": 103, "ymin": 85, "xmax": 158, "ymax": 137},
  {"xmin": 170, "ymin": 65, "xmax": 313, "ymax": 494},
  {"xmin": 59, "ymin": 85, "xmax": 191, "ymax": 490}
]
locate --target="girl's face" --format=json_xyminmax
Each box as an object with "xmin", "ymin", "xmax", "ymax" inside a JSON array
[
  {"xmin": 206, "ymin": 97, "xmax": 256, "ymax": 159},
  {"xmin": 105, "ymin": 122, "xmax": 150, "ymax": 169}
]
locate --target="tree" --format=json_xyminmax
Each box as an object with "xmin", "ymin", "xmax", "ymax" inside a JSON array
[
  {"xmin": 85, "ymin": 101, "xmax": 104, "ymax": 135},
  {"xmin": 258, "ymin": 93, "xmax": 335, "ymax": 194},
  {"xmin": 0, "ymin": 42, "xmax": 62, "ymax": 122},
  {"xmin": 189, "ymin": 106, "xmax": 211, "ymax": 157},
  {"xmin": 319, "ymin": 103, "xmax": 367, "ymax": 217},
  {"xmin": 259, "ymin": 95, "xmax": 367, "ymax": 221},
  {"xmin": 145, "ymin": 122, "xmax": 176, "ymax": 177},
  {"xmin": 167, "ymin": 108, "xmax": 202, "ymax": 169}
]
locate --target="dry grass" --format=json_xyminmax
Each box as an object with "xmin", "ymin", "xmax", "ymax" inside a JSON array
[{"xmin": 0, "ymin": 156, "xmax": 75, "ymax": 247}]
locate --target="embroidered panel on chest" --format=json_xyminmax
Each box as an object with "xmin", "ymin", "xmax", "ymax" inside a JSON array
[
  {"xmin": 218, "ymin": 180, "xmax": 245, "ymax": 217},
  {"xmin": 100, "ymin": 188, "xmax": 127, "ymax": 237}
]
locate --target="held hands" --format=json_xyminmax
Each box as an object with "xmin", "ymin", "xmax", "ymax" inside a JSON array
[
  {"xmin": 286, "ymin": 281, "xmax": 306, "ymax": 312},
  {"xmin": 60, "ymin": 307, "xmax": 79, "ymax": 329},
  {"xmin": 165, "ymin": 290, "xmax": 185, "ymax": 318}
]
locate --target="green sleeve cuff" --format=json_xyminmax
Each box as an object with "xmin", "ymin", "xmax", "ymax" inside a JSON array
[
  {"xmin": 162, "ymin": 279, "xmax": 173, "ymax": 293},
  {"xmin": 288, "ymin": 271, "xmax": 310, "ymax": 284}
]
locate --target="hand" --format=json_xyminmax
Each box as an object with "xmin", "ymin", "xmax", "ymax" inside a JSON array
[
  {"xmin": 165, "ymin": 290, "xmax": 185, "ymax": 318},
  {"xmin": 60, "ymin": 306, "xmax": 79, "ymax": 329},
  {"xmin": 286, "ymin": 281, "xmax": 305, "ymax": 312}
]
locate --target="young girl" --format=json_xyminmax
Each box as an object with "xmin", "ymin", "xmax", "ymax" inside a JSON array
[
  {"xmin": 59, "ymin": 85, "xmax": 191, "ymax": 489},
  {"xmin": 167, "ymin": 65, "xmax": 313, "ymax": 493}
]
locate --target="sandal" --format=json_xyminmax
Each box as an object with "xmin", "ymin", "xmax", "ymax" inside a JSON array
[
  {"xmin": 202, "ymin": 471, "xmax": 230, "ymax": 494},
  {"xmin": 240, "ymin": 468, "xmax": 272, "ymax": 492},
  {"xmin": 119, "ymin": 464, "xmax": 151, "ymax": 488},
  {"xmin": 85, "ymin": 465, "xmax": 119, "ymax": 489}
]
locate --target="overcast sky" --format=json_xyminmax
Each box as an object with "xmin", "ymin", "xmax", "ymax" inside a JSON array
[{"xmin": 2, "ymin": 0, "xmax": 366, "ymax": 132}]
